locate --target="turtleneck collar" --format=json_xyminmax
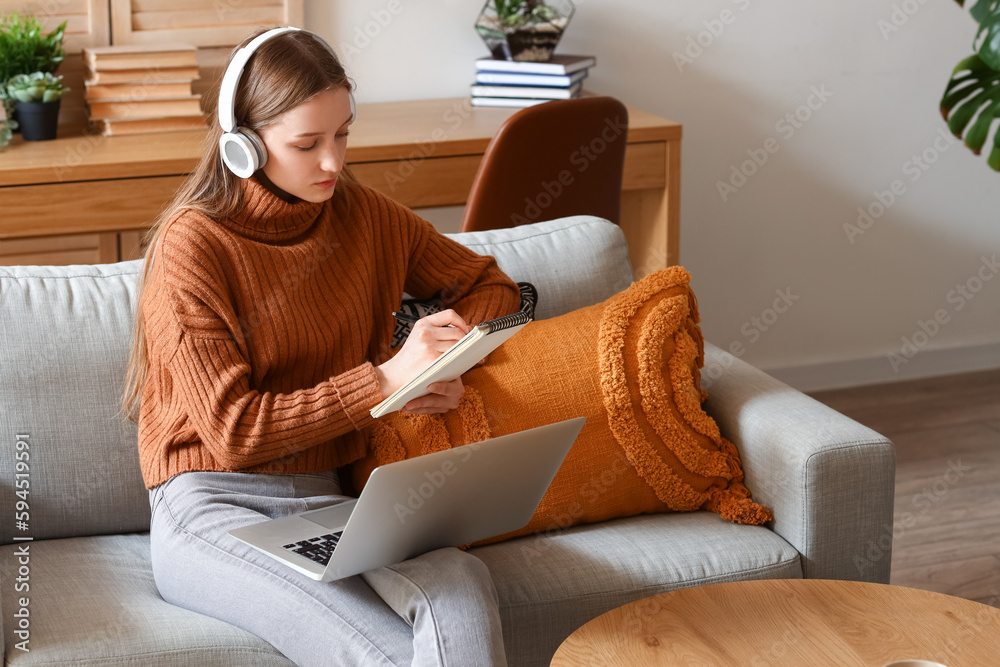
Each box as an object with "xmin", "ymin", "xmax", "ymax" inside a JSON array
[{"xmin": 219, "ymin": 175, "xmax": 324, "ymax": 242}]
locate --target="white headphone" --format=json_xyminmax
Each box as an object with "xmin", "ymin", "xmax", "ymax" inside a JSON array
[{"xmin": 217, "ymin": 26, "xmax": 357, "ymax": 179}]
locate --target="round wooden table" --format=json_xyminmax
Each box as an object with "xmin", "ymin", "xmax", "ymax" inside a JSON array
[{"xmin": 550, "ymin": 579, "xmax": 1000, "ymax": 666}]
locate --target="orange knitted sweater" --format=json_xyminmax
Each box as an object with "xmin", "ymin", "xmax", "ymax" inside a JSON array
[{"xmin": 138, "ymin": 175, "xmax": 520, "ymax": 489}]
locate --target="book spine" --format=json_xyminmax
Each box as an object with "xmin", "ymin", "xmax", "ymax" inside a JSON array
[{"xmin": 470, "ymin": 85, "xmax": 576, "ymax": 99}]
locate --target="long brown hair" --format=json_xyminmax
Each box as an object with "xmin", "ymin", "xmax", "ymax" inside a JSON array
[{"xmin": 121, "ymin": 27, "xmax": 354, "ymax": 422}]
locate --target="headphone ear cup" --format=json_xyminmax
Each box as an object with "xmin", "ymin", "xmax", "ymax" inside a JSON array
[
  {"xmin": 219, "ymin": 128, "xmax": 268, "ymax": 179},
  {"xmin": 243, "ymin": 128, "xmax": 267, "ymax": 169}
]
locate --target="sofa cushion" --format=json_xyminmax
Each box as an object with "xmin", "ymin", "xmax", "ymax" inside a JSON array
[
  {"xmin": 445, "ymin": 216, "xmax": 634, "ymax": 321},
  {"xmin": 473, "ymin": 511, "xmax": 801, "ymax": 667},
  {"xmin": 0, "ymin": 514, "xmax": 799, "ymax": 667},
  {"xmin": 0, "ymin": 261, "xmax": 149, "ymax": 544},
  {"xmin": 0, "ymin": 512, "xmax": 801, "ymax": 667},
  {"xmin": 0, "ymin": 216, "xmax": 633, "ymax": 544},
  {"xmin": 0, "ymin": 535, "xmax": 295, "ymax": 666}
]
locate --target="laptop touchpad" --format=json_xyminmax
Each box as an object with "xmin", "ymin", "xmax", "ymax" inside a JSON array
[{"xmin": 300, "ymin": 500, "xmax": 356, "ymax": 530}]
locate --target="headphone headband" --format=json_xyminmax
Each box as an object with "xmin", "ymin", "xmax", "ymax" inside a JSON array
[
  {"xmin": 218, "ymin": 27, "xmax": 300, "ymax": 133},
  {"xmin": 217, "ymin": 26, "xmax": 355, "ymax": 179}
]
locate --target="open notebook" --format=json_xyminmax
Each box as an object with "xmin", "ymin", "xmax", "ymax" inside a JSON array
[{"xmin": 370, "ymin": 311, "xmax": 530, "ymax": 418}]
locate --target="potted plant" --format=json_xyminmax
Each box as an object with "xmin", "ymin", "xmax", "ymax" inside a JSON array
[
  {"xmin": 940, "ymin": 0, "xmax": 1000, "ymax": 170},
  {"xmin": 6, "ymin": 72, "xmax": 69, "ymax": 141},
  {"xmin": 475, "ymin": 0, "xmax": 575, "ymax": 62},
  {"xmin": 0, "ymin": 11, "xmax": 67, "ymax": 132},
  {"xmin": 0, "ymin": 117, "xmax": 16, "ymax": 149}
]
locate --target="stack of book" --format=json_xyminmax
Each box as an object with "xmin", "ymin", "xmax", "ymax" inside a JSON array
[
  {"xmin": 82, "ymin": 43, "xmax": 206, "ymax": 136},
  {"xmin": 470, "ymin": 54, "xmax": 596, "ymax": 108}
]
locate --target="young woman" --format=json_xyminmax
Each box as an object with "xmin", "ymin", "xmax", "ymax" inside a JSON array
[{"xmin": 122, "ymin": 26, "xmax": 521, "ymax": 667}]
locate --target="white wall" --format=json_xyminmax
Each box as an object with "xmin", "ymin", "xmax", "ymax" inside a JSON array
[{"xmin": 304, "ymin": 0, "xmax": 1000, "ymax": 390}]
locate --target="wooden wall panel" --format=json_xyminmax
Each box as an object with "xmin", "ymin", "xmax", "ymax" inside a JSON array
[
  {"xmin": 0, "ymin": 0, "xmax": 110, "ymax": 51},
  {"xmin": 110, "ymin": 0, "xmax": 302, "ymax": 47},
  {"xmin": 193, "ymin": 46, "xmax": 230, "ymax": 114},
  {"xmin": 56, "ymin": 53, "xmax": 89, "ymax": 128}
]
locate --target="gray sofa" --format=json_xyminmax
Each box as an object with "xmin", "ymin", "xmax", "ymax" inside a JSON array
[{"xmin": 0, "ymin": 216, "xmax": 895, "ymax": 666}]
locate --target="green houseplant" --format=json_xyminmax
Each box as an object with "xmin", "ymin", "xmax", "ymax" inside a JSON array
[
  {"xmin": 0, "ymin": 11, "xmax": 67, "ymax": 134},
  {"xmin": 6, "ymin": 72, "xmax": 69, "ymax": 141},
  {"xmin": 475, "ymin": 0, "xmax": 574, "ymax": 61},
  {"xmin": 940, "ymin": 0, "xmax": 1000, "ymax": 170},
  {"xmin": 0, "ymin": 116, "xmax": 15, "ymax": 149}
]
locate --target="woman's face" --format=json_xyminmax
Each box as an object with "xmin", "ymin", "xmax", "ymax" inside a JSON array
[{"xmin": 257, "ymin": 86, "xmax": 353, "ymax": 204}]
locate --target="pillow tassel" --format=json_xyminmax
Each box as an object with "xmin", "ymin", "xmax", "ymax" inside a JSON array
[{"xmin": 705, "ymin": 482, "xmax": 773, "ymax": 525}]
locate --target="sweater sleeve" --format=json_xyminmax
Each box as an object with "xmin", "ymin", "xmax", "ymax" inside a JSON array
[
  {"xmin": 159, "ymin": 230, "xmax": 382, "ymax": 471},
  {"xmin": 397, "ymin": 204, "xmax": 522, "ymax": 326},
  {"xmin": 167, "ymin": 328, "xmax": 381, "ymax": 470}
]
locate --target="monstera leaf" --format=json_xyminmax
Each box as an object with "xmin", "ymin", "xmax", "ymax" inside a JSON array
[{"xmin": 941, "ymin": 0, "xmax": 1000, "ymax": 170}]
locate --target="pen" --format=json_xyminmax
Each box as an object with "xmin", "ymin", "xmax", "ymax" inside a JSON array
[
  {"xmin": 392, "ymin": 311, "xmax": 455, "ymax": 328},
  {"xmin": 392, "ymin": 311, "xmax": 420, "ymax": 324}
]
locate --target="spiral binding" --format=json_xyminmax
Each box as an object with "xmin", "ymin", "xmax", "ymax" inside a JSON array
[{"xmin": 483, "ymin": 310, "xmax": 532, "ymax": 334}]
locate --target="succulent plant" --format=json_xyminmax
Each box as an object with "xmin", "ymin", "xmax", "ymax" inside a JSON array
[
  {"xmin": 492, "ymin": 0, "xmax": 560, "ymax": 28},
  {"xmin": 0, "ymin": 12, "xmax": 66, "ymax": 118},
  {"xmin": 0, "ymin": 117, "xmax": 16, "ymax": 148},
  {"xmin": 6, "ymin": 71, "xmax": 68, "ymax": 103}
]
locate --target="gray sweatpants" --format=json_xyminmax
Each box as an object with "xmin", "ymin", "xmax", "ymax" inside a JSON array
[{"xmin": 148, "ymin": 469, "xmax": 507, "ymax": 667}]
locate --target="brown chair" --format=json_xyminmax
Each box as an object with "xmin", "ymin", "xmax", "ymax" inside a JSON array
[{"xmin": 460, "ymin": 96, "xmax": 629, "ymax": 233}]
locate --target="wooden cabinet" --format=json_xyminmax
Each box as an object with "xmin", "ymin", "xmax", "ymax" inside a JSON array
[
  {"xmin": 2, "ymin": 3, "xmax": 680, "ymax": 269},
  {"xmin": 0, "ymin": 98, "xmax": 682, "ymax": 270},
  {"xmin": 0, "ymin": 0, "xmax": 309, "ymax": 266}
]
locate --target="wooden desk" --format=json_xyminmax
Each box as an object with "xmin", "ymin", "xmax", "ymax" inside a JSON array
[
  {"xmin": 550, "ymin": 579, "xmax": 1000, "ymax": 667},
  {"xmin": 0, "ymin": 97, "xmax": 681, "ymax": 271}
]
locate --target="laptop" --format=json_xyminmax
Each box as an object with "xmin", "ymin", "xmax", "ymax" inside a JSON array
[{"xmin": 228, "ymin": 416, "xmax": 585, "ymax": 582}]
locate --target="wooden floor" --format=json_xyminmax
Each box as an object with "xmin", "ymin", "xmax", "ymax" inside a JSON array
[{"xmin": 809, "ymin": 368, "xmax": 1000, "ymax": 608}]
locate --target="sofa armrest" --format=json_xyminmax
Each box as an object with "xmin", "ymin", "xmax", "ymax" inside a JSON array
[{"xmin": 701, "ymin": 343, "xmax": 896, "ymax": 583}]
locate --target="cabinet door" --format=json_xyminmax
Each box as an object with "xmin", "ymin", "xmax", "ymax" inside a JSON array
[
  {"xmin": 119, "ymin": 228, "xmax": 148, "ymax": 262},
  {"xmin": 0, "ymin": 232, "xmax": 118, "ymax": 266}
]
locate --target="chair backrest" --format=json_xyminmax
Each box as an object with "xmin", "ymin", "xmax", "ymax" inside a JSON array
[{"xmin": 460, "ymin": 96, "xmax": 629, "ymax": 233}]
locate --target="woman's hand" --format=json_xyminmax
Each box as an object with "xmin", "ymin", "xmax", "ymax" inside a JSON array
[{"xmin": 375, "ymin": 309, "xmax": 470, "ymax": 414}]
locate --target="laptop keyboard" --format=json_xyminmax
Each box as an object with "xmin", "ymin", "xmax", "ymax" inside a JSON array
[{"xmin": 282, "ymin": 532, "xmax": 342, "ymax": 566}]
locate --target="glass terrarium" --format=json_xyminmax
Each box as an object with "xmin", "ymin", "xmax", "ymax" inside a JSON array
[{"xmin": 475, "ymin": 0, "xmax": 575, "ymax": 62}]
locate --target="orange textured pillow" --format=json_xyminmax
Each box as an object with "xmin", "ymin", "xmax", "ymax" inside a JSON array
[{"xmin": 348, "ymin": 267, "xmax": 772, "ymax": 546}]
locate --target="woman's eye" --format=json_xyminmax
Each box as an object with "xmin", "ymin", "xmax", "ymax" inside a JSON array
[
  {"xmin": 296, "ymin": 142, "xmax": 317, "ymax": 152},
  {"xmin": 336, "ymin": 131, "xmax": 350, "ymax": 139}
]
